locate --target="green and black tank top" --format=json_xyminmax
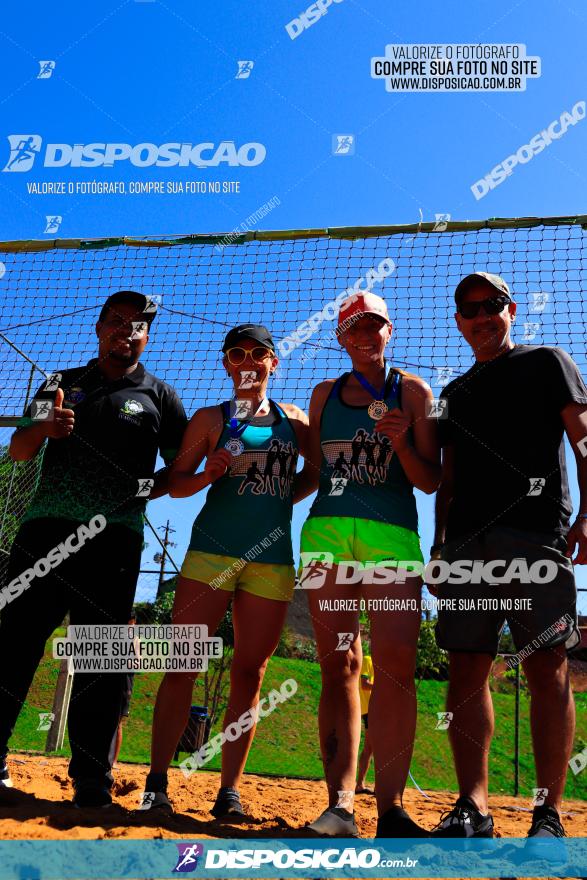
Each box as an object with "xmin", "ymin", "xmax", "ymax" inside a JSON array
[
  {"xmin": 308, "ymin": 370, "xmax": 418, "ymax": 531},
  {"xmin": 188, "ymin": 400, "xmax": 299, "ymax": 564}
]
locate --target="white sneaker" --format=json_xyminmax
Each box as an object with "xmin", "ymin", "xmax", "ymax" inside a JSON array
[
  {"xmin": 0, "ymin": 767, "xmax": 12, "ymax": 788},
  {"xmin": 138, "ymin": 790, "xmax": 173, "ymax": 813},
  {"xmin": 307, "ymin": 807, "xmax": 359, "ymax": 837}
]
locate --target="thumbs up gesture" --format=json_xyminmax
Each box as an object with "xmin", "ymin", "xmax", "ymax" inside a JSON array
[{"xmin": 45, "ymin": 386, "xmax": 75, "ymax": 439}]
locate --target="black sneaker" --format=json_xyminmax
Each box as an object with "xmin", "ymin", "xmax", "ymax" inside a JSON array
[
  {"xmin": 307, "ymin": 807, "xmax": 359, "ymax": 837},
  {"xmin": 210, "ymin": 786, "xmax": 246, "ymax": 822},
  {"xmin": 431, "ymin": 795, "xmax": 494, "ymax": 838},
  {"xmin": 138, "ymin": 790, "xmax": 173, "ymax": 813},
  {"xmin": 376, "ymin": 805, "xmax": 429, "ymax": 838},
  {"xmin": 526, "ymin": 805, "xmax": 566, "ymax": 862},
  {"xmin": 72, "ymin": 779, "xmax": 113, "ymax": 809},
  {"xmin": 527, "ymin": 804, "xmax": 565, "ymax": 838}
]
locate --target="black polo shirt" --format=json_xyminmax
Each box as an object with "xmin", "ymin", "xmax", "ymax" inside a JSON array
[
  {"xmin": 18, "ymin": 358, "xmax": 187, "ymax": 534},
  {"xmin": 439, "ymin": 345, "xmax": 587, "ymax": 542}
]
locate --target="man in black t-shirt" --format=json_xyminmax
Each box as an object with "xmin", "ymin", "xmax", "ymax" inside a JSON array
[
  {"xmin": 0, "ymin": 291, "xmax": 187, "ymax": 807},
  {"xmin": 431, "ymin": 272, "xmax": 587, "ymax": 841}
]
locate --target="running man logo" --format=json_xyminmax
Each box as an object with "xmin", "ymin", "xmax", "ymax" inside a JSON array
[
  {"xmin": 297, "ymin": 552, "xmax": 334, "ymax": 589},
  {"xmin": 136, "ymin": 478, "xmax": 154, "ymax": 497},
  {"xmin": 131, "ymin": 321, "xmax": 148, "ymax": 339},
  {"xmin": 426, "ymin": 398, "xmax": 448, "ymax": 419},
  {"xmin": 332, "ymin": 134, "xmax": 355, "ymax": 155},
  {"xmin": 523, "ymin": 321, "xmax": 540, "ymax": 341},
  {"xmin": 239, "ymin": 371, "xmax": 256, "ymax": 389},
  {"xmin": 37, "ymin": 60, "xmax": 56, "ymax": 79},
  {"xmin": 31, "ymin": 401, "xmax": 53, "ymax": 421},
  {"xmin": 336, "ymin": 632, "xmax": 354, "ymax": 650},
  {"xmin": 435, "ymin": 366, "xmax": 454, "ymax": 386},
  {"xmin": 3, "ymin": 138, "xmax": 265, "ymax": 171},
  {"xmin": 530, "ymin": 291, "xmax": 549, "ymax": 313},
  {"xmin": 144, "ymin": 295, "xmax": 161, "ymax": 313},
  {"xmin": 234, "ymin": 399, "xmax": 253, "ymax": 417},
  {"xmin": 37, "ymin": 711, "xmax": 55, "ymax": 731},
  {"xmin": 173, "ymin": 843, "xmax": 204, "ymax": 873},
  {"xmin": 3, "ymin": 135, "xmax": 42, "ymax": 172},
  {"xmin": 44, "ymin": 216, "xmax": 62, "ymax": 234},
  {"xmin": 527, "ymin": 477, "xmax": 546, "ymax": 496},
  {"xmin": 329, "ymin": 476, "xmax": 348, "ymax": 496},
  {"xmin": 433, "ymin": 213, "xmax": 451, "ymax": 232},
  {"xmin": 336, "ymin": 789, "xmax": 354, "ymax": 809},
  {"xmin": 236, "ymin": 60, "xmax": 254, "ymax": 79},
  {"xmin": 532, "ymin": 787, "xmax": 548, "ymax": 807},
  {"xmin": 138, "ymin": 792, "xmax": 156, "ymax": 810},
  {"xmin": 435, "ymin": 711, "xmax": 453, "ymax": 730},
  {"xmin": 45, "ymin": 373, "xmax": 62, "ymax": 392}
]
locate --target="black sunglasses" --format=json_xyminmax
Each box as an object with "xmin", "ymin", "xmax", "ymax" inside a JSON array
[{"xmin": 457, "ymin": 295, "xmax": 511, "ymax": 319}]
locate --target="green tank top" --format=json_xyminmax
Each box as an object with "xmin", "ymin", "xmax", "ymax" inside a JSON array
[
  {"xmin": 188, "ymin": 400, "xmax": 298, "ymax": 564},
  {"xmin": 308, "ymin": 370, "xmax": 419, "ymax": 531}
]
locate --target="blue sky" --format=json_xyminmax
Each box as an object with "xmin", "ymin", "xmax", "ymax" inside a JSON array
[{"xmin": 0, "ymin": 0, "xmax": 586, "ymax": 609}]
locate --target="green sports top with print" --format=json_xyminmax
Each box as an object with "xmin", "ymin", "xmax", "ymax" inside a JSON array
[
  {"xmin": 188, "ymin": 400, "xmax": 299, "ymax": 564},
  {"xmin": 308, "ymin": 370, "xmax": 418, "ymax": 531}
]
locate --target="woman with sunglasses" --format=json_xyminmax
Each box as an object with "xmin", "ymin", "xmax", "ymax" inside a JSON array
[
  {"xmin": 142, "ymin": 324, "xmax": 308, "ymax": 819},
  {"xmin": 295, "ymin": 293, "xmax": 441, "ymax": 838}
]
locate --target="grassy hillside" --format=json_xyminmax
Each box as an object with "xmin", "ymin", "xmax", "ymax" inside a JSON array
[{"xmin": 11, "ymin": 642, "xmax": 587, "ymax": 800}]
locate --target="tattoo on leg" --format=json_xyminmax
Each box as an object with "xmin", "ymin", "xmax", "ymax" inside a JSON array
[{"xmin": 325, "ymin": 730, "xmax": 338, "ymax": 767}]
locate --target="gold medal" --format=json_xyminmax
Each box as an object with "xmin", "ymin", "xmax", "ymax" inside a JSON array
[{"xmin": 368, "ymin": 400, "xmax": 388, "ymax": 420}]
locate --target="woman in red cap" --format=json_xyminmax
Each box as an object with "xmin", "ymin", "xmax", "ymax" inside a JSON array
[{"xmin": 295, "ymin": 292, "xmax": 440, "ymax": 838}]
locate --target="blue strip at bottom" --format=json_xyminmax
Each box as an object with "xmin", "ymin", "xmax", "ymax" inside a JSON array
[{"xmin": 0, "ymin": 837, "xmax": 585, "ymax": 878}]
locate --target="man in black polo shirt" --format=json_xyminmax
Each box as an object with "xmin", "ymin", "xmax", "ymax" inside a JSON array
[
  {"xmin": 432, "ymin": 272, "xmax": 587, "ymax": 840},
  {"xmin": 0, "ymin": 291, "xmax": 187, "ymax": 807}
]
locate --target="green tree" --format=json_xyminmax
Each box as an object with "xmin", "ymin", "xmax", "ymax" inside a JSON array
[{"xmin": 416, "ymin": 620, "xmax": 449, "ymax": 680}]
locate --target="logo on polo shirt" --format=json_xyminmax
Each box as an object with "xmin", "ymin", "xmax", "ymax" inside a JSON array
[
  {"xmin": 65, "ymin": 386, "xmax": 85, "ymax": 406},
  {"xmin": 120, "ymin": 399, "xmax": 144, "ymax": 424}
]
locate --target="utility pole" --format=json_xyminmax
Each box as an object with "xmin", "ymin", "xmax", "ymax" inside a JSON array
[{"xmin": 155, "ymin": 520, "xmax": 177, "ymax": 599}]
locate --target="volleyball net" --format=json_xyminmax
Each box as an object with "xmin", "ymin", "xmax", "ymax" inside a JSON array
[{"xmin": 0, "ymin": 214, "xmax": 586, "ymax": 579}]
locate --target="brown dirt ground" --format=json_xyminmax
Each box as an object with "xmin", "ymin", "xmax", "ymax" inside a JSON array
[{"xmin": 0, "ymin": 754, "xmax": 586, "ymax": 880}]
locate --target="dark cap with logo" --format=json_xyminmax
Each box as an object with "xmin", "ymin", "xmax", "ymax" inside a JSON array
[
  {"xmin": 99, "ymin": 290, "xmax": 158, "ymax": 325},
  {"xmin": 222, "ymin": 324, "xmax": 275, "ymax": 352},
  {"xmin": 454, "ymin": 272, "xmax": 512, "ymax": 303}
]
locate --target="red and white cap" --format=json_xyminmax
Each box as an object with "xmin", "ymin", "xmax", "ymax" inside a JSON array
[{"xmin": 338, "ymin": 292, "xmax": 391, "ymax": 328}]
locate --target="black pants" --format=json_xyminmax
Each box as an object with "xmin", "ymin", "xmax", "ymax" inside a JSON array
[{"xmin": 0, "ymin": 518, "xmax": 142, "ymax": 787}]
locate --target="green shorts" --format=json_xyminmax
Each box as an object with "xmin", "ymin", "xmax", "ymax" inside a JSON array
[
  {"xmin": 299, "ymin": 516, "xmax": 423, "ymax": 572},
  {"xmin": 181, "ymin": 550, "xmax": 295, "ymax": 602}
]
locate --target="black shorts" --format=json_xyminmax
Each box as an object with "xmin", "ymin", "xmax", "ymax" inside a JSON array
[{"xmin": 434, "ymin": 526, "xmax": 579, "ymax": 658}]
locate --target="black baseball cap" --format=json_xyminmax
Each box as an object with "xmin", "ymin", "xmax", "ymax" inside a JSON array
[
  {"xmin": 454, "ymin": 272, "xmax": 512, "ymax": 303},
  {"xmin": 222, "ymin": 324, "xmax": 275, "ymax": 352},
  {"xmin": 99, "ymin": 290, "xmax": 158, "ymax": 325}
]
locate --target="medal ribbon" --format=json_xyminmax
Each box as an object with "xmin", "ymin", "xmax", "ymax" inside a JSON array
[
  {"xmin": 228, "ymin": 396, "xmax": 269, "ymax": 440},
  {"xmin": 351, "ymin": 361, "xmax": 389, "ymax": 401}
]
